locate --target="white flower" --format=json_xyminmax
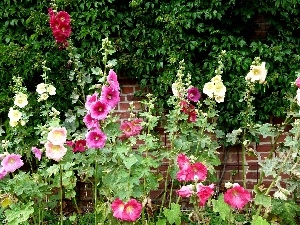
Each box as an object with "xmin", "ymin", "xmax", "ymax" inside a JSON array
[
  {"xmin": 215, "ymin": 95, "xmax": 225, "ymax": 103},
  {"xmin": 211, "ymin": 75, "xmax": 222, "ymax": 84},
  {"xmin": 9, "ymin": 120, "xmax": 18, "ymax": 127},
  {"xmin": 38, "ymin": 93, "xmax": 49, "ymax": 102},
  {"xmin": 36, "ymin": 83, "xmax": 47, "ymax": 94},
  {"xmin": 214, "ymin": 81, "xmax": 226, "ymax": 97},
  {"xmin": 225, "ymin": 182, "xmax": 233, "ymax": 189},
  {"xmin": 20, "ymin": 120, "xmax": 26, "ymax": 126},
  {"xmin": 14, "ymin": 92, "xmax": 28, "ymax": 108},
  {"xmin": 8, "ymin": 108, "xmax": 22, "ymax": 122},
  {"xmin": 245, "ymin": 62, "xmax": 267, "ymax": 84},
  {"xmin": 47, "ymin": 84, "xmax": 56, "ymax": 95},
  {"xmin": 172, "ymin": 82, "xmax": 180, "ymax": 97},
  {"xmin": 296, "ymin": 89, "xmax": 300, "ymax": 106},
  {"xmin": 274, "ymin": 191, "xmax": 287, "ymax": 200},
  {"xmin": 203, "ymin": 82, "xmax": 215, "ymax": 98}
]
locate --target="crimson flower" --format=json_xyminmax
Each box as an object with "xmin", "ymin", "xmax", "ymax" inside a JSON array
[
  {"xmin": 73, "ymin": 140, "xmax": 87, "ymax": 153},
  {"xmin": 224, "ymin": 184, "xmax": 251, "ymax": 209}
]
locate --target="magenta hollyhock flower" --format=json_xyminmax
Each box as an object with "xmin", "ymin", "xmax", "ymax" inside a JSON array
[
  {"xmin": 0, "ymin": 167, "xmax": 7, "ymax": 179},
  {"xmin": 100, "ymin": 85, "xmax": 120, "ymax": 109},
  {"xmin": 45, "ymin": 142, "xmax": 67, "ymax": 162},
  {"xmin": 56, "ymin": 11, "xmax": 71, "ymax": 25},
  {"xmin": 66, "ymin": 140, "xmax": 74, "ymax": 147},
  {"xmin": 296, "ymin": 77, "xmax": 300, "ymax": 88},
  {"xmin": 176, "ymin": 167, "xmax": 193, "ymax": 182},
  {"xmin": 187, "ymin": 87, "xmax": 201, "ymax": 102},
  {"xmin": 73, "ymin": 140, "xmax": 87, "ymax": 153},
  {"xmin": 224, "ymin": 184, "xmax": 251, "ymax": 209},
  {"xmin": 176, "ymin": 185, "xmax": 194, "ymax": 198},
  {"xmin": 196, "ymin": 183, "xmax": 214, "ymax": 206},
  {"xmin": 32, "ymin": 147, "xmax": 42, "ymax": 161},
  {"xmin": 85, "ymin": 92, "xmax": 98, "ymax": 111},
  {"xmin": 56, "ymin": 23, "xmax": 71, "ymax": 38},
  {"xmin": 177, "ymin": 154, "xmax": 191, "ymax": 170},
  {"xmin": 47, "ymin": 127, "xmax": 67, "ymax": 145},
  {"xmin": 191, "ymin": 162, "xmax": 207, "ymax": 181},
  {"xmin": 111, "ymin": 198, "xmax": 142, "ymax": 222},
  {"xmin": 90, "ymin": 100, "xmax": 110, "ymax": 120},
  {"xmin": 107, "ymin": 69, "xmax": 120, "ymax": 91},
  {"xmin": 86, "ymin": 129, "xmax": 107, "ymax": 149},
  {"xmin": 83, "ymin": 113, "xmax": 99, "ymax": 130},
  {"xmin": 1, "ymin": 153, "xmax": 24, "ymax": 173}
]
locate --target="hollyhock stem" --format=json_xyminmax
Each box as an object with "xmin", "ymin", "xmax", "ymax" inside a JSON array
[
  {"xmin": 94, "ymin": 156, "xmax": 99, "ymax": 225},
  {"xmin": 241, "ymin": 137, "xmax": 247, "ymax": 188},
  {"xmin": 59, "ymin": 163, "xmax": 63, "ymax": 225}
]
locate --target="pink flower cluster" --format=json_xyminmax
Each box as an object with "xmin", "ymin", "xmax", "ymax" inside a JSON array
[
  {"xmin": 224, "ymin": 183, "xmax": 251, "ymax": 210},
  {"xmin": 176, "ymin": 153, "xmax": 213, "ymax": 206},
  {"xmin": 120, "ymin": 118, "xmax": 143, "ymax": 140},
  {"xmin": 45, "ymin": 127, "xmax": 68, "ymax": 162},
  {"xmin": 48, "ymin": 8, "xmax": 71, "ymax": 47},
  {"xmin": 84, "ymin": 69, "xmax": 120, "ymax": 149},
  {"xmin": 0, "ymin": 153, "xmax": 24, "ymax": 180},
  {"xmin": 111, "ymin": 198, "xmax": 142, "ymax": 222},
  {"xmin": 176, "ymin": 153, "xmax": 207, "ymax": 182}
]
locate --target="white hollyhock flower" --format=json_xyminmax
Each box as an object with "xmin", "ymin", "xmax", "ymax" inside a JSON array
[
  {"xmin": 14, "ymin": 93, "xmax": 28, "ymax": 108},
  {"xmin": 245, "ymin": 62, "xmax": 267, "ymax": 83}
]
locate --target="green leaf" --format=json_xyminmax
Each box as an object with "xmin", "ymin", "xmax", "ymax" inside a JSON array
[
  {"xmin": 251, "ymin": 216, "xmax": 270, "ymax": 225},
  {"xmin": 254, "ymin": 192, "xmax": 272, "ymax": 208},
  {"xmin": 156, "ymin": 218, "xmax": 167, "ymax": 225},
  {"xmin": 212, "ymin": 194, "xmax": 231, "ymax": 221},
  {"xmin": 163, "ymin": 203, "xmax": 182, "ymax": 225},
  {"xmin": 123, "ymin": 154, "xmax": 138, "ymax": 169}
]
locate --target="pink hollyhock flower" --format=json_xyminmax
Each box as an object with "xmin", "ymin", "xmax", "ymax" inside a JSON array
[
  {"xmin": 131, "ymin": 118, "xmax": 143, "ymax": 135},
  {"xmin": 111, "ymin": 198, "xmax": 142, "ymax": 222},
  {"xmin": 85, "ymin": 92, "xmax": 98, "ymax": 111},
  {"xmin": 191, "ymin": 162, "xmax": 207, "ymax": 181},
  {"xmin": 107, "ymin": 69, "xmax": 120, "ymax": 91},
  {"xmin": 120, "ymin": 121, "xmax": 135, "ymax": 139},
  {"xmin": 32, "ymin": 147, "xmax": 42, "ymax": 161},
  {"xmin": 86, "ymin": 129, "xmax": 107, "ymax": 149},
  {"xmin": 83, "ymin": 113, "xmax": 99, "ymax": 130},
  {"xmin": 47, "ymin": 127, "xmax": 67, "ymax": 145},
  {"xmin": 56, "ymin": 11, "xmax": 71, "ymax": 25},
  {"xmin": 66, "ymin": 140, "xmax": 74, "ymax": 147},
  {"xmin": 90, "ymin": 100, "xmax": 110, "ymax": 120},
  {"xmin": 100, "ymin": 86, "xmax": 120, "ymax": 109},
  {"xmin": 176, "ymin": 185, "xmax": 194, "ymax": 198},
  {"xmin": 196, "ymin": 183, "xmax": 214, "ymax": 206},
  {"xmin": 177, "ymin": 154, "xmax": 191, "ymax": 170},
  {"xmin": 73, "ymin": 140, "xmax": 87, "ymax": 153},
  {"xmin": 0, "ymin": 167, "xmax": 7, "ymax": 179},
  {"xmin": 187, "ymin": 87, "xmax": 201, "ymax": 102},
  {"xmin": 56, "ymin": 23, "xmax": 71, "ymax": 38},
  {"xmin": 1, "ymin": 153, "xmax": 24, "ymax": 173},
  {"xmin": 296, "ymin": 77, "xmax": 300, "ymax": 88},
  {"xmin": 45, "ymin": 142, "xmax": 67, "ymax": 162},
  {"xmin": 224, "ymin": 184, "xmax": 251, "ymax": 209}
]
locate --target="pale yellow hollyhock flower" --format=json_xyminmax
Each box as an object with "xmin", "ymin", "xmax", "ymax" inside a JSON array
[
  {"xmin": 36, "ymin": 83, "xmax": 47, "ymax": 94},
  {"xmin": 214, "ymin": 81, "xmax": 226, "ymax": 97},
  {"xmin": 9, "ymin": 120, "xmax": 18, "ymax": 127},
  {"xmin": 211, "ymin": 75, "xmax": 222, "ymax": 84},
  {"xmin": 297, "ymin": 89, "xmax": 300, "ymax": 106},
  {"xmin": 171, "ymin": 82, "xmax": 180, "ymax": 97},
  {"xmin": 8, "ymin": 108, "xmax": 22, "ymax": 122},
  {"xmin": 38, "ymin": 93, "xmax": 49, "ymax": 102},
  {"xmin": 203, "ymin": 81, "xmax": 215, "ymax": 98},
  {"xmin": 14, "ymin": 93, "xmax": 28, "ymax": 108},
  {"xmin": 245, "ymin": 62, "xmax": 267, "ymax": 84},
  {"xmin": 215, "ymin": 95, "xmax": 225, "ymax": 103},
  {"xmin": 47, "ymin": 84, "xmax": 56, "ymax": 95}
]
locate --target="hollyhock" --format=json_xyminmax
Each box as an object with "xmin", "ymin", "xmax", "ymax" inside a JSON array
[
  {"xmin": 47, "ymin": 127, "xmax": 67, "ymax": 145},
  {"xmin": 214, "ymin": 95, "xmax": 225, "ymax": 103},
  {"xmin": 107, "ymin": 69, "xmax": 120, "ymax": 91},
  {"xmin": 32, "ymin": 147, "xmax": 42, "ymax": 161},
  {"xmin": 196, "ymin": 183, "xmax": 214, "ymax": 206},
  {"xmin": 36, "ymin": 83, "xmax": 47, "ymax": 94},
  {"xmin": 131, "ymin": 118, "xmax": 143, "ymax": 135},
  {"xmin": 211, "ymin": 75, "xmax": 222, "ymax": 84},
  {"xmin": 180, "ymin": 100, "xmax": 190, "ymax": 114},
  {"xmin": 214, "ymin": 81, "xmax": 226, "ymax": 97},
  {"xmin": 100, "ymin": 85, "xmax": 120, "ymax": 109},
  {"xmin": 85, "ymin": 92, "xmax": 98, "ymax": 110},
  {"xmin": 177, "ymin": 154, "xmax": 191, "ymax": 170},
  {"xmin": 0, "ymin": 167, "xmax": 7, "ymax": 179},
  {"xmin": 14, "ymin": 92, "xmax": 28, "ymax": 108},
  {"xmin": 295, "ymin": 77, "xmax": 300, "ymax": 88},
  {"xmin": 56, "ymin": 23, "xmax": 71, "ymax": 38},
  {"xmin": 187, "ymin": 87, "xmax": 201, "ymax": 102},
  {"xmin": 245, "ymin": 62, "xmax": 267, "ymax": 84},
  {"xmin": 8, "ymin": 108, "xmax": 22, "ymax": 122},
  {"xmin": 86, "ymin": 129, "xmax": 107, "ymax": 149},
  {"xmin": 66, "ymin": 140, "xmax": 74, "ymax": 147},
  {"xmin": 73, "ymin": 140, "xmax": 87, "ymax": 153},
  {"xmin": 224, "ymin": 184, "xmax": 251, "ymax": 209},
  {"xmin": 90, "ymin": 100, "xmax": 110, "ymax": 120},
  {"xmin": 83, "ymin": 113, "xmax": 99, "ymax": 130},
  {"xmin": 45, "ymin": 141, "xmax": 67, "ymax": 162},
  {"xmin": 176, "ymin": 185, "xmax": 194, "ymax": 198},
  {"xmin": 111, "ymin": 198, "xmax": 142, "ymax": 222},
  {"xmin": 56, "ymin": 11, "xmax": 71, "ymax": 25},
  {"xmin": 188, "ymin": 110, "xmax": 197, "ymax": 122},
  {"xmin": 47, "ymin": 84, "xmax": 56, "ymax": 95},
  {"xmin": 1, "ymin": 153, "xmax": 24, "ymax": 173},
  {"xmin": 176, "ymin": 167, "xmax": 193, "ymax": 182},
  {"xmin": 203, "ymin": 81, "xmax": 215, "ymax": 98},
  {"xmin": 191, "ymin": 162, "xmax": 207, "ymax": 181},
  {"xmin": 172, "ymin": 82, "xmax": 180, "ymax": 97},
  {"xmin": 120, "ymin": 121, "xmax": 135, "ymax": 138}
]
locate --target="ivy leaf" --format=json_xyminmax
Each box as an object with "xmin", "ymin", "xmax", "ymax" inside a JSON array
[
  {"xmin": 251, "ymin": 216, "xmax": 270, "ymax": 225},
  {"xmin": 212, "ymin": 194, "xmax": 231, "ymax": 221},
  {"xmin": 163, "ymin": 203, "xmax": 182, "ymax": 225}
]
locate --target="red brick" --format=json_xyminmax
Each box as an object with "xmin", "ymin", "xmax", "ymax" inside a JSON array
[
  {"xmin": 119, "ymin": 102, "xmax": 130, "ymax": 110},
  {"xmin": 121, "ymin": 86, "xmax": 134, "ymax": 94}
]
